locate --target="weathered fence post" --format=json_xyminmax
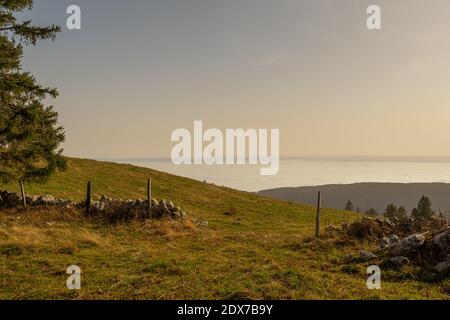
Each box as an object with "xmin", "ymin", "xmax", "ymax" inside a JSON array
[
  {"xmin": 147, "ymin": 178, "xmax": 152, "ymax": 219},
  {"xmin": 315, "ymin": 191, "xmax": 321, "ymax": 238},
  {"xmin": 86, "ymin": 181, "xmax": 92, "ymax": 216},
  {"xmin": 20, "ymin": 181, "xmax": 26, "ymax": 210}
]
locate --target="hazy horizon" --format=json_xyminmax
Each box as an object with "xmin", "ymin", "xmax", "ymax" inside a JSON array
[
  {"xmin": 106, "ymin": 157, "xmax": 450, "ymax": 192},
  {"xmin": 100, "ymin": 155, "xmax": 450, "ymax": 162}
]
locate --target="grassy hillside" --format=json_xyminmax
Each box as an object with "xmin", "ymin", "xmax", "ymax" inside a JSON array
[{"xmin": 0, "ymin": 158, "xmax": 448, "ymax": 299}]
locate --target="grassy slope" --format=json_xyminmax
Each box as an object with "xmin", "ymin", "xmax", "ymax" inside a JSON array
[{"xmin": 0, "ymin": 158, "xmax": 448, "ymax": 299}]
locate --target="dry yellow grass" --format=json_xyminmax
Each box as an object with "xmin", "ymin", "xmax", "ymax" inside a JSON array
[{"xmin": 0, "ymin": 158, "xmax": 449, "ymax": 299}]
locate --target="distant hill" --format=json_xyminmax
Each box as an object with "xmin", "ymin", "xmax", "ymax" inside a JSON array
[{"xmin": 258, "ymin": 183, "xmax": 450, "ymax": 217}]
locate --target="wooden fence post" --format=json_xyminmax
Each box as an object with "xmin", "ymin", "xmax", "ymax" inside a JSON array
[
  {"xmin": 20, "ymin": 181, "xmax": 27, "ymax": 210},
  {"xmin": 315, "ymin": 191, "xmax": 321, "ymax": 238},
  {"xmin": 86, "ymin": 181, "xmax": 92, "ymax": 216},
  {"xmin": 147, "ymin": 178, "xmax": 152, "ymax": 219}
]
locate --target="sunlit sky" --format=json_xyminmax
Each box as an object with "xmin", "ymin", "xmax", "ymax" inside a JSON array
[{"xmin": 19, "ymin": 0, "xmax": 450, "ymax": 159}]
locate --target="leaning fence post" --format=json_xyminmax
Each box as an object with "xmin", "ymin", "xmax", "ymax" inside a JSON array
[
  {"xmin": 147, "ymin": 178, "xmax": 152, "ymax": 219},
  {"xmin": 315, "ymin": 191, "xmax": 321, "ymax": 238},
  {"xmin": 86, "ymin": 181, "xmax": 92, "ymax": 216},
  {"xmin": 20, "ymin": 180, "xmax": 27, "ymax": 210}
]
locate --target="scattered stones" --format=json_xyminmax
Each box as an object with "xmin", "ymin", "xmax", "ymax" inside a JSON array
[
  {"xmin": 336, "ymin": 216, "xmax": 449, "ymax": 276},
  {"xmin": 343, "ymin": 216, "xmax": 448, "ymax": 241}
]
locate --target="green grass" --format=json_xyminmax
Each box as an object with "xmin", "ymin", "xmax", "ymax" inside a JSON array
[{"xmin": 0, "ymin": 158, "xmax": 448, "ymax": 299}]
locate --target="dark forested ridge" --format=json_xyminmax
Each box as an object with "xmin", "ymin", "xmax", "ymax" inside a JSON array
[{"xmin": 258, "ymin": 183, "xmax": 450, "ymax": 217}]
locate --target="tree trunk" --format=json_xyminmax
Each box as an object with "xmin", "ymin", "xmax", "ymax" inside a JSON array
[{"xmin": 20, "ymin": 180, "xmax": 27, "ymax": 210}]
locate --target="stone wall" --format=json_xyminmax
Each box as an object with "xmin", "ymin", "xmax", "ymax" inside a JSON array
[
  {"xmin": 89, "ymin": 196, "xmax": 188, "ymax": 222},
  {"xmin": 0, "ymin": 190, "xmax": 188, "ymax": 222},
  {"xmin": 0, "ymin": 190, "xmax": 74, "ymax": 208}
]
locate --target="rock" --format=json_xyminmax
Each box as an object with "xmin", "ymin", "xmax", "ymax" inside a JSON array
[
  {"xmin": 342, "ymin": 254, "xmax": 355, "ymax": 264},
  {"xmin": 381, "ymin": 234, "xmax": 400, "ymax": 249},
  {"xmin": 159, "ymin": 199, "xmax": 171, "ymax": 215},
  {"xmin": 433, "ymin": 229, "xmax": 450, "ymax": 252},
  {"xmin": 91, "ymin": 201, "xmax": 101, "ymax": 211},
  {"xmin": 97, "ymin": 201, "xmax": 106, "ymax": 211},
  {"xmin": 390, "ymin": 256, "xmax": 410, "ymax": 266},
  {"xmin": 57, "ymin": 199, "xmax": 64, "ymax": 205},
  {"xmin": 390, "ymin": 233, "xmax": 426, "ymax": 256},
  {"xmin": 385, "ymin": 218, "xmax": 397, "ymax": 227},
  {"xmin": 359, "ymin": 250, "xmax": 377, "ymax": 262},
  {"xmin": 65, "ymin": 202, "xmax": 76, "ymax": 209},
  {"xmin": 5, "ymin": 193, "xmax": 21, "ymax": 207},
  {"xmin": 43, "ymin": 195, "xmax": 55, "ymax": 204},
  {"xmin": 172, "ymin": 212, "xmax": 181, "ymax": 219},
  {"xmin": 435, "ymin": 261, "xmax": 450, "ymax": 274},
  {"xmin": 35, "ymin": 194, "xmax": 56, "ymax": 205}
]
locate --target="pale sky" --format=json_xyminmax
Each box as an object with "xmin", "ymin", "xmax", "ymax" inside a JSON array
[{"xmin": 19, "ymin": 0, "xmax": 450, "ymax": 159}]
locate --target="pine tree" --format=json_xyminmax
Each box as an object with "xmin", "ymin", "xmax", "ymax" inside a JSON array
[
  {"xmin": 0, "ymin": 1, "xmax": 65, "ymax": 208},
  {"xmin": 411, "ymin": 196, "xmax": 434, "ymax": 219},
  {"xmin": 365, "ymin": 208, "xmax": 378, "ymax": 216},
  {"xmin": 345, "ymin": 200, "xmax": 354, "ymax": 211},
  {"xmin": 397, "ymin": 206, "xmax": 407, "ymax": 218},
  {"xmin": 383, "ymin": 203, "xmax": 397, "ymax": 218}
]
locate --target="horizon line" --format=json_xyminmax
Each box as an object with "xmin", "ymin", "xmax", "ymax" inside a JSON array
[{"xmin": 90, "ymin": 155, "xmax": 450, "ymax": 163}]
